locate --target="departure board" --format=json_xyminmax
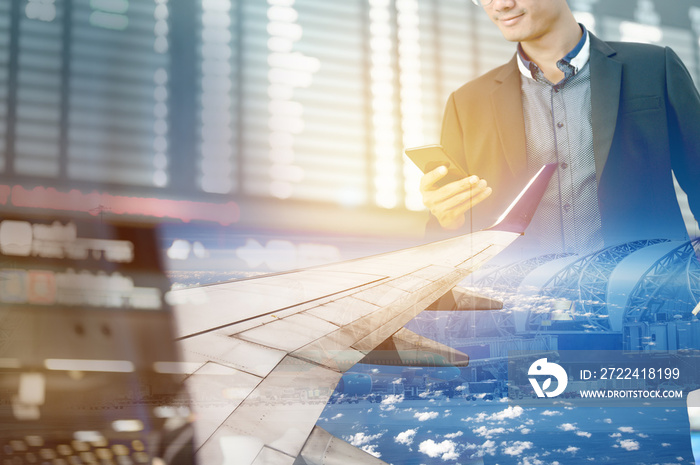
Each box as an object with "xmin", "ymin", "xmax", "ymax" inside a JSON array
[
  {"xmin": 198, "ymin": 0, "xmax": 238, "ymax": 195},
  {"xmin": 240, "ymin": 1, "xmax": 369, "ymax": 206},
  {"xmin": 68, "ymin": 0, "xmax": 170, "ymax": 187},
  {"xmin": 1, "ymin": 0, "xmax": 699, "ymax": 231},
  {"xmin": 193, "ymin": 0, "xmax": 513, "ymax": 212},
  {"xmin": 9, "ymin": 0, "xmax": 168, "ymax": 188},
  {"xmin": 15, "ymin": 0, "xmax": 64, "ymax": 178}
]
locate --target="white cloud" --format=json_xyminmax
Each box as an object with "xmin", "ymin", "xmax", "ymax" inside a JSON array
[
  {"xmin": 521, "ymin": 455, "xmax": 545, "ymax": 465},
  {"xmin": 661, "ymin": 443, "xmax": 671, "ymax": 447},
  {"xmin": 461, "ymin": 406, "xmax": 525, "ymax": 424},
  {"xmin": 418, "ymin": 439, "xmax": 459, "ymax": 461},
  {"xmin": 345, "ymin": 432, "xmax": 383, "ymax": 447},
  {"xmin": 414, "ymin": 411, "xmax": 439, "ymax": 422},
  {"xmin": 603, "ymin": 418, "xmax": 613, "ymax": 424},
  {"xmin": 473, "ymin": 426, "xmax": 507, "ymax": 439},
  {"xmin": 490, "ymin": 405, "xmax": 525, "ymax": 421},
  {"xmin": 576, "ymin": 431, "xmax": 592, "ymax": 438},
  {"xmin": 381, "ymin": 394, "xmax": 403, "ymax": 406},
  {"xmin": 558, "ymin": 423, "xmax": 577, "ymax": 432},
  {"xmin": 361, "ymin": 444, "xmax": 381, "ymax": 458},
  {"xmin": 637, "ymin": 433, "xmax": 649, "ymax": 438},
  {"xmin": 609, "ymin": 433, "xmax": 622, "ymax": 438},
  {"xmin": 618, "ymin": 426, "xmax": 635, "ymax": 433},
  {"xmin": 541, "ymin": 410, "xmax": 563, "ymax": 416},
  {"xmin": 462, "ymin": 412, "xmax": 489, "ymax": 423},
  {"xmin": 395, "ymin": 429, "xmax": 417, "ymax": 446},
  {"xmin": 465, "ymin": 440, "xmax": 497, "ymax": 457},
  {"xmin": 442, "ymin": 451, "xmax": 459, "ymax": 460},
  {"xmin": 520, "ymin": 428, "xmax": 531, "ymax": 434},
  {"xmin": 331, "ymin": 413, "xmax": 343, "ymax": 420},
  {"xmin": 564, "ymin": 446, "xmax": 579, "ymax": 454},
  {"xmin": 501, "ymin": 440, "xmax": 533, "ymax": 456},
  {"xmin": 482, "ymin": 440, "xmax": 497, "ymax": 456},
  {"xmin": 618, "ymin": 439, "xmax": 640, "ymax": 451},
  {"xmin": 444, "ymin": 431, "xmax": 463, "ymax": 439},
  {"xmin": 380, "ymin": 394, "xmax": 404, "ymax": 411}
]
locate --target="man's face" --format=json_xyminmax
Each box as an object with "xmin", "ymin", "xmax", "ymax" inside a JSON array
[{"xmin": 485, "ymin": 0, "xmax": 570, "ymax": 43}]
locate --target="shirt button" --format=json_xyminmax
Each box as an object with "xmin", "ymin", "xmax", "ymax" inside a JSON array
[
  {"xmin": 561, "ymin": 162, "xmax": 568, "ymax": 169},
  {"xmin": 563, "ymin": 203, "xmax": 571, "ymax": 212},
  {"xmin": 557, "ymin": 122, "xmax": 564, "ymax": 129}
]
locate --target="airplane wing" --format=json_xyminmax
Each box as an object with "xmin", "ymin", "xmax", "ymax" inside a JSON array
[{"xmin": 167, "ymin": 164, "xmax": 556, "ymax": 465}]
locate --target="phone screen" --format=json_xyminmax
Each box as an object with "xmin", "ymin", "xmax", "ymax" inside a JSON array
[{"xmin": 405, "ymin": 145, "xmax": 467, "ymax": 188}]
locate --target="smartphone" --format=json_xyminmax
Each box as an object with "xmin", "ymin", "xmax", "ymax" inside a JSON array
[{"xmin": 405, "ymin": 144, "xmax": 468, "ymax": 188}]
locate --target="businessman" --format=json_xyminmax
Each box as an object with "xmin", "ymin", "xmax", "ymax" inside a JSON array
[{"xmin": 421, "ymin": 0, "xmax": 700, "ymax": 254}]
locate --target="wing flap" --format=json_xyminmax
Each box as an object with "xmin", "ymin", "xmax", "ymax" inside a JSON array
[
  {"xmin": 352, "ymin": 284, "xmax": 411, "ymax": 307},
  {"xmin": 382, "ymin": 273, "xmax": 434, "ymax": 292},
  {"xmin": 357, "ymin": 328, "xmax": 469, "ymax": 367},
  {"xmin": 287, "ymin": 267, "xmax": 471, "ymax": 370},
  {"xmin": 179, "ymin": 332, "xmax": 286, "ymax": 378},
  {"xmin": 252, "ymin": 447, "xmax": 294, "ymax": 465},
  {"xmin": 183, "ymin": 362, "xmax": 262, "ymax": 450},
  {"xmin": 236, "ymin": 313, "xmax": 341, "ymax": 353},
  {"xmin": 232, "ymin": 266, "xmax": 467, "ymax": 366},
  {"xmin": 426, "ymin": 286, "xmax": 504, "ymax": 311},
  {"xmin": 304, "ymin": 297, "xmax": 381, "ymax": 326},
  {"xmin": 195, "ymin": 436, "xmax": 295, "ymax": 465},
  {"xmin": 253, "ymin": 448, "xmax": 295, "ymax": 465},
  {"xmin": 291, "ymin": 334, "xmax": 367, "ymax": 373},
  {"xmin": 197, "ymin": 356, "xmax": 341, "ymax": 463},
  {"xmin": 350, "ymin": 269, "xmax": 469, "ymax": 353},
  {"xmin": 295, "ymin": 426, "xmax": 389, "ymax": 465}
]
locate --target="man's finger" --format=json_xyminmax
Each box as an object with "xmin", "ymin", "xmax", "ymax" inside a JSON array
[
  {"xmin": 438, "ymin": 182, "xmax": 490, "ymax": 212},
  {"xmin": 424, "ymin": 175, "xmax": 481, "ymax": 207},
  {"xmin": 431, "ymin": 182, "xmax": 492, "ymax": 230},
  {"xmin": 420, "ymin": 166, "xmax": 449, "ymax": 190}
]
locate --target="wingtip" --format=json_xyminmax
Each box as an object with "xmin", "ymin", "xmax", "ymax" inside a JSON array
[{"xmin": 488, "ymin": 163, "xmax": 557, "ymax": 234}]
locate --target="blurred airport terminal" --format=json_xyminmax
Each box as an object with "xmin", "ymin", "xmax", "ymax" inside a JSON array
[{"xmin": 1, "ymin": 0, "xmax": 699, "ymax": 247}]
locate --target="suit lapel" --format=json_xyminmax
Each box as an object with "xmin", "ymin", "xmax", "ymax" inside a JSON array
[
  {"xmin": 589, "ymin": 35, "xmax": 622, "ymax": 182},
  {"xmin": 491, "ymin": 55, "xmax": 528, "ymax": 176}
]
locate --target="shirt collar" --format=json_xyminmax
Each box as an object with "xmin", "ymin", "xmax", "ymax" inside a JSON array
[{"xmin": 517, "ymin": 24, "xmax": 590, "ymax": 83}]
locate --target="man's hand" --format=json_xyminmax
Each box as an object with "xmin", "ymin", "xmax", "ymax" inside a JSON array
[{"xmin": 420, "ymin": 166, "xmax": 492, "ymax": 230}]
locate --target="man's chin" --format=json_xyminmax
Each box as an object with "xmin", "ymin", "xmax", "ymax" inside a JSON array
[{"xmin": 498, "ymin": 29, "xmax": 526, "ymax": 43}]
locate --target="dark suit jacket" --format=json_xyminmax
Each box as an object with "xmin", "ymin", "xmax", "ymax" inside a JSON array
[{"xmin": 437, "ymin": 34, "xmax": 700, "ymax": 245}]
